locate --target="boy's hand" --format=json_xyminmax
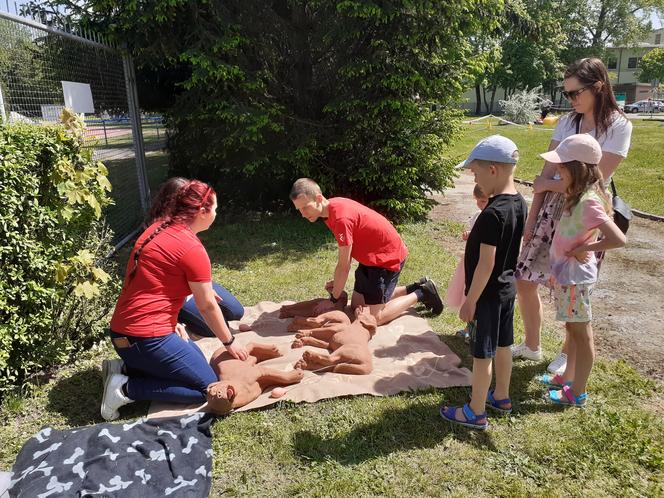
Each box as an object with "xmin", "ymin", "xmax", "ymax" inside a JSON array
[
  {"xmin": 459, "ymin": 299, "xmax": 476, "ymax": 324},
  {"xmin": 324, "ymin": 280, "xmax": 334, "ymax": 293},
  {"xmin": 462, "ymin": 230, "xmax": 470, "ymax": 241}
]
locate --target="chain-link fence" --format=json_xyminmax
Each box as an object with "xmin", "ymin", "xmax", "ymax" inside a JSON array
[{"xmin": 0, "ymin": 5, "xmax": 165, "ymax": 247}]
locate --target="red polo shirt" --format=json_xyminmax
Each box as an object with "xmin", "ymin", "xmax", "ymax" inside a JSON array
[
  {"xmin": 110, "ymin": 222, "xmax": 212, "ymax": 337},
  {"xmin": 324, "ymin": 197, "xmax": 408, "ymax": 271}
]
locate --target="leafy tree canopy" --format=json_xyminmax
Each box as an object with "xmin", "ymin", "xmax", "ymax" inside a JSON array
[{"xmin": 21, "ymin": 0, "xmax": 506, "ymax": 220}]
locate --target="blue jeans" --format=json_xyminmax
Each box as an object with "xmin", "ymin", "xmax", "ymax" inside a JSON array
[
  {"xmin": 178, "ymin": 282, "xmax": 244, "ymax": 337},
  {"xmin": 110, "ymin": 331, "xmax": 217, "ymax": 404}
]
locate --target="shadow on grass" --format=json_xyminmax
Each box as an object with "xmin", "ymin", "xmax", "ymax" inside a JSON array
[
  {"xmin": 46, "ymin": 368, "xmax": 149, "ymax": 427},
  {"xmin": 292, "ymin": 395, "xmax": 497, "ymax": 465},
  {"xmin": 201, "ymin": 215, "xmax": 333, "ymax": 271}
]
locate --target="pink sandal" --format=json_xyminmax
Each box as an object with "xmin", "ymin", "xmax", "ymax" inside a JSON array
[{"xmin": 548, "ymin": 385, "xmax": 588, "ymax": 407}]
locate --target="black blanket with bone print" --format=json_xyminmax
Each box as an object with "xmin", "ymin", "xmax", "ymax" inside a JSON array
[{"xmin": 7, "ymin": 413, "xmax": 213, "ymax": 497}]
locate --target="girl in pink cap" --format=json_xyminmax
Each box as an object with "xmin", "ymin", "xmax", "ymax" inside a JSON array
[{"xmin": 537, "ymin": 134, "xmax": 626, "ymax": 406}]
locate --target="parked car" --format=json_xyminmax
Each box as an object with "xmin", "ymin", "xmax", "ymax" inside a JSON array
[{"xmin": 624, "ymin": 100, "xmax": 662, "ymax": 113}]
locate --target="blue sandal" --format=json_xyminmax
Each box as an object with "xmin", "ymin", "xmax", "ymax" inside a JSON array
[
  {"xmin": 439, "ymin": 402, "xmax": 489, "ymax": 430},
  {"xmin": 486, "ymin": 390, "xmax": 512, "ymax": 414},
  {"xmin": 547, "ymin": 385, "xmax": 587, "ymax": 407}
]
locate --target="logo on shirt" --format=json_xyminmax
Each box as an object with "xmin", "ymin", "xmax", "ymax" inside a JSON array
[{"xmin": 338, "ymin": 233, "xmax": 345, "ymax": 243}]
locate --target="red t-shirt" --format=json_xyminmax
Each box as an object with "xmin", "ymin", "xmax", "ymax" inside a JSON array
[
  {"xmin": 110, "ymin": 222, "xmax": 212, "ymax": 337},
  {"xmin": 324, "ymin": 197, "xmax": 408, "ymax": 271}
]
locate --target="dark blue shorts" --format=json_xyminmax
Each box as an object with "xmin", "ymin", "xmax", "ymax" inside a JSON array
[
  {"xmin": 468, "ymin": 296, "xmax": 515, "ymax": 359},
  {"xmin": 353, "ymin": 261, "xmax": 405, "ymax": 305}
]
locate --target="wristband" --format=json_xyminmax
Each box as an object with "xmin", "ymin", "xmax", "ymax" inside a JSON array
[
  {"xmin": 328, "ymin": 293, "xmax": 339, "ymax": 304},
  {"xmin": 222, "ymin": 335, "xmax": 235, "ymax": 347}
]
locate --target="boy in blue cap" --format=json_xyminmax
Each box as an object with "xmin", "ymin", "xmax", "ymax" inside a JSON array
[{"xmin": 440, "ymin": 135, "xmax": 527, "ymax": 430}]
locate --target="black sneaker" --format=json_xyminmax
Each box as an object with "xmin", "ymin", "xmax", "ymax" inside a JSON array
[
  {"xmin": 414, "ymin": 276, "xmax": 431, "ymax": 286},
  {"xmin": 420, "ymin": 279, "xmax": 444, "ymax": 316}
]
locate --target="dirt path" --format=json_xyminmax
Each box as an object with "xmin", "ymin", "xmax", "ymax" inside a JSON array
[{"xmin": 430, "ymin": 171, "xmax": 664, "ymax": 382}]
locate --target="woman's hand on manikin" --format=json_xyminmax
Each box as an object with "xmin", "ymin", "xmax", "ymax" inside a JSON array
[{"xmin": 225, "ymin": 342, "xmax": 249, "ymax": 361}]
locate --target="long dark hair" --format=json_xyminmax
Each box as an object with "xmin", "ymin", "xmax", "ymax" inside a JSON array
[
  {"xmin": 128, "ymin": 179, "xmax": 216, "ymax": 281},
  {"xmin": 564, "ymin": 58, "xmax": 624, "ymax": 139},
  {"xmin": 561, "ymin": 160, "xmax": 612, "ymax": 215}
]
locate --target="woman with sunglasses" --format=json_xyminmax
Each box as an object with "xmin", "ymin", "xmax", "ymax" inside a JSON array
[
  {"xmin": 101, "ymin": 180, "xmax": 249, "ymax": 421},
  {"xmin": 513, "ymin": 58, "xmax": 632, "ymax": 374}
]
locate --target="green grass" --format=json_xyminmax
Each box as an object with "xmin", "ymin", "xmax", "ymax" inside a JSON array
[
  {"xmin": 1, "ymin": 215, "xmax": 662, "ymax": 497},
  {"xmin": 451, "ymin": 117, "xmax": 664, "ymax": 216}
]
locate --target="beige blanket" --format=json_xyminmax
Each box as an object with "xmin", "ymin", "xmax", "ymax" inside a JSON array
[{"xmin": 147, "ymin": 301, "xmax": 471, "ymax": 418}]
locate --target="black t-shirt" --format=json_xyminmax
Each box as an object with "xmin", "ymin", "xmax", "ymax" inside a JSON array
[{"xmin": 464, "ymin": 193, "xmax": 528, "ymax": 301}]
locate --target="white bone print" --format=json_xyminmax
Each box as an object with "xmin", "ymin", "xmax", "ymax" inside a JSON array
[
  {"xmin": 63, "ymin": 447, "xmax": 84, "ymax": 465},
  {"xmin": 182, "ymin": 436, "xmax": 198, "ymax": 454},
  {"xmin": 135, "ymin": 469, "xmax": 151, "ymax": 484},
  {"xmin": 157, "ymin": 429, "xmax": 177, "ymax": 439},
  {"xmin": 165, "ymin": 476, "xmax": 197, "ymax": 495},
  {"xmin": 33, "ymin": 428, "xmax": 52, "ymax": 443},
  {"xmin": 32, "ymin": 442, "xmax": 62, "ymax": 460},
  {"xmin": 36, "ymin": 476, "xmax": 73, "ymax": 498},
  {"xmin": 98, "ymin": 428, "xmax": 120, "ymax": 443}
]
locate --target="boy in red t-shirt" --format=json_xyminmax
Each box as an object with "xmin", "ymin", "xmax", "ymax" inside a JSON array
[{"xmin": 290, "ymin": 178, "xmax": 443, "ymax": 325}]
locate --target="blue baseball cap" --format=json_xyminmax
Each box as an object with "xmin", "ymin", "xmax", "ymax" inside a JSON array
[{"xmin": 462, "ymin": 135, "xmax": 519, "ymax": 168}]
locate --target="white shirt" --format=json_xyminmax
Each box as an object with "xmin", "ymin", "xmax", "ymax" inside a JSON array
[{"xmin": 552, "ymin": 112, "xmax": 632, "ymax": 158}]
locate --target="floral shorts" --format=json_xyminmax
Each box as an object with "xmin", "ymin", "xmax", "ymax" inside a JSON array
[{"xmin": 554, "ymin": 283, "xmax": 593, "ymax": 323}]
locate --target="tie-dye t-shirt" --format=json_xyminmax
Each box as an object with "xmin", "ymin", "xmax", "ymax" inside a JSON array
[{"xmin": 549, "ymin": 190, "xmax": 611, "ymax": 285}]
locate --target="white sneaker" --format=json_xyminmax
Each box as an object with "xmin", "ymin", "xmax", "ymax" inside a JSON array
[
  {"xmin": 101, "ymin": 373, "xmax": 132, "ymax": 421},
  {"xmin": 101, "ymin": 359, "xmax": 123, "ymax": 382},
  {"xmin": 547, "ymin": 352, "xmax": 567, "ymax": 375},
  {"xmin": 511, "ymin": 342, "xmax": 543, "ymax": 361}
]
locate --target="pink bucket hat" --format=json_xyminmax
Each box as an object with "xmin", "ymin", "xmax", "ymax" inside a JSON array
[{"xmin": 540, "ymin": 134, "xmax": 602, "ymax": 165}]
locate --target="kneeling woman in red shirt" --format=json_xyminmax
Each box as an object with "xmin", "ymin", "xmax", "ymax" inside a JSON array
[{"xmin": 101, "ymin": 180, "xmax": 248, "ymax": 421}]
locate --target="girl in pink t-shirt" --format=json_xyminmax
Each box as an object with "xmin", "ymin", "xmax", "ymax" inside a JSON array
[{"xmin": 536, "ymin": 134, "xmax": 626, "ymax": 407}]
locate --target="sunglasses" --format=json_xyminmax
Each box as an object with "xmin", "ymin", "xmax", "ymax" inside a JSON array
[{"xmin": 562, "ymin": 85, "xmax": 592, "ymax": 100}]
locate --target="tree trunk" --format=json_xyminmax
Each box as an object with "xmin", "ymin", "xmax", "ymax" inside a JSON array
[
  {"xmin": 489, "ymin": 87, "xmax": 497, "ymax": 113},
  {"xmin": 591, "ymin": 0, "xmax": 608, "ymax": 48},
  {"xmin": 475, "ymin": 85, "xmax": 482, "ymax": 115}
]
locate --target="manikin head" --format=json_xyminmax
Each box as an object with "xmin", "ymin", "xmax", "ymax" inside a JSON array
[
  {"xmin": 290, "ymin": 178, "xmax": 326, "ymax": 222},
  {"xmin": 206, "ymin": 380, "xmax": 237, "ymax": 415}
]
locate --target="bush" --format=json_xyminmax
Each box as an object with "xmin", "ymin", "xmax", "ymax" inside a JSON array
[
  {"xmin": 499, "ymin": 86, "xmax": 544, "ymax": 124},
  {"xmin": 62, "ymin": 1, "xmax": 504, "ymax": 220},
  {"xmin": 0, "ymin": 114, "xmax": 119, "ymax": 393}
]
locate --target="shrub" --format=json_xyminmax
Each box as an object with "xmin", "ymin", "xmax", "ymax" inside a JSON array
[
  {"xmin": 0, "ymin": 113, "xmax": 119, "ymax": 393},
  {"xmin": 499, "ymin": 86, "xmax": 544, "ymax": 124},
  {"xmin": 55, "ymin": 1, "xmax": 504, "ymax": 221}
]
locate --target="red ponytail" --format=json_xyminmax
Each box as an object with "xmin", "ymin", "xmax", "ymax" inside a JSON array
[{"xmin": 129, "ymin": 178, "xmax": 216, "ymax": 282}]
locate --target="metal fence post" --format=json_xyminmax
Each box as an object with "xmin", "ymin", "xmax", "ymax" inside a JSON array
[
  {"xmin": 122, "ymin": 52, "xmax": 151, "ymax": 213},
  {"xmin": 0, "ymin": 84, "xmax": 6, "ymax": 124}
]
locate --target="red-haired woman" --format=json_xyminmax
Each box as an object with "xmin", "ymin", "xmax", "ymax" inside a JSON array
[
  {"xmin": 101, "ymin": 180, "xmax": 248, "ymax": 421},
  {"xmin": 145, "ymin": 177, "xmax": 245, "ymax": 336},
  {"xmin": 513, "ymin": 58, "xmax": 632, "ymax": 374}
]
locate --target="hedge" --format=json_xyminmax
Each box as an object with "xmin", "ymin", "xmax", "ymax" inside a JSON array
[{"xmin": 0, "ymin": 112, "xmax": 119, "ymax": 393}]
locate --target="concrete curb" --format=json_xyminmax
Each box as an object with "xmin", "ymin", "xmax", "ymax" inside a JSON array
[{"xmin": 514, "ymin": 178, "xmax": 664, "ymax": 223}]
